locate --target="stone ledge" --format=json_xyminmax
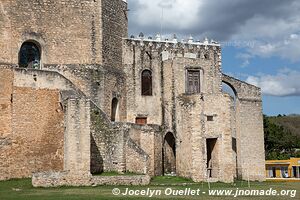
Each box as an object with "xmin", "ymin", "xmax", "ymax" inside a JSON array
[{"xmin": 32, "ymin": 171, "xmax": 151, "ymax": 187}]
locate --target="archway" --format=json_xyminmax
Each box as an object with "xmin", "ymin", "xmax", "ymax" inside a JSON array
[
  {"xmin": 111, "ymin": 98, "xmax": 119, "ymax": 122},
  {"xmin": 163, "ymin": 132, "xmax": 176, "ymax": 175},
  {"xmin": 222, "ymin": 81, "xmax": 239, "ymax": 178},
  {"xmin": 222, "ymin": 81, "xmax": 237, "ymax": 101},
  {"xmin": 19, "ymin": 41, "xmax": 41, "ymax": 68}
]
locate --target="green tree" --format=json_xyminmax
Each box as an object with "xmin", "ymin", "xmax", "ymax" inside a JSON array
[{"xmin": 264, "ymin": 115, "xmax": 300, "ymax": 160}]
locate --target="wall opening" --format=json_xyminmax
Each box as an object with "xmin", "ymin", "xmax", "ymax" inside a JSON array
[
  {"xmin": 207, "ymin": 115, "xmax": 214, "ymax": 121},
  {"xmin": 272, "ymin": 167, "xmax": 276, "ymax": 178},
  {"xmin": 206, "ymin": 138, "xmax": 218, "ymax": 178},
  {"xmin": 163, "ymin": 132, "xmax": 176, "ymax": 175},
  {"xmin": 19, "ymin": 41, "xmax": 41, "ymax": 68},
  {"xmin": 186, "ymin": 70, "xmax": 200, "ymax": 94},
  {"xmin": 222, "ymin": 81, "xmax": 237, "ymax": 103},
  {"xmin": 111, "ymin": 98, "xmax": 119, "ymax": 122},
  {"xmin": 135, "ymin": 117, "xmax": 147, "ymax": 125},
  {"xmin": 232, "ymin": 137, "xmax": 238, "ymax": 179},
  {"xmin": 141, "ymin": 70, "xmax": 152, "ymax": 96},
  {"xmin": 292, "ymin": 166, "xmax": 300, "ymax": 178}
]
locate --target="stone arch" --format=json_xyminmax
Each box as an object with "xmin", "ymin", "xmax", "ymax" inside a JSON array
[
  {"xmin": 222, "ymin": 81, "xmax": 238, "ymax": 99},
  {"xmin": 19, "ymin": 40, "xmax": 41, "ymax": 68},
  {"xmin": 111, "ymin": 97, "xmax": 119, "ymax": 122},
  {"xmin": 163, "ymin": 132, "xmax": 176, "ymax": 175}
]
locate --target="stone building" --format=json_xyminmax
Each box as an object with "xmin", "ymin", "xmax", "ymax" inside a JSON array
[{"xmin": 0, "ymin": 0, "xmax": 265, "ymax": 185}]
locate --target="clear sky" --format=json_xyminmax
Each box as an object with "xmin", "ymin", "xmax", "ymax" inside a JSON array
[{"xmin": 127, "ymin": 0, "xmax": 300, "ymax": 116}]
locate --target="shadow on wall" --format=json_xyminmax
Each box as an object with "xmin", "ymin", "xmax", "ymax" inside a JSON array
[{"xmin": 91, "ymin": 135, "xmax": 104, "ymax": 174}]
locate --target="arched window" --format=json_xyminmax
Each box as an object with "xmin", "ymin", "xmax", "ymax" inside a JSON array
[
  {"xmin": 141, "ymin": 70, "xmax": 152, "ymax": 96},
  {"xmin": 111, "ymin": 98, "xmax": 119, "ymax": 122},
  {"xmin": 19, "ymin": 41, "xmax": 41, "ymax": 68}
]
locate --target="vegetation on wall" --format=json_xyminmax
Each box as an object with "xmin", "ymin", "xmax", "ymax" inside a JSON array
[{"xmin": 264, "ymin": 115, "xmax": 300, "ymax": 160}]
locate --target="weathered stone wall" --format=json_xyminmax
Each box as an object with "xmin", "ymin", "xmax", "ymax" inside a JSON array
[
  {"xmin": 102, "ymin": 0, "xmax": 128, "ymax": 68},
  {"xmin": 90, "ymin": 107, "xmax": 127, "ymax": 173},
  {"xmin": 126, "ymin": 125, "xmax": 163, "ymax": 176},
  {"xmin": 91, "ymin": 108, "xmax": 162, "ymax": 176},
  {"xmin": 0, "ymin": 0, "xmax": 128, "ymax": 66},
  {"xmin": 0, "ymin": 66, "xmax": 91, "ymax": 180},
  {"xmin": 236, "ymin": 99, "xmax": 265, "ymax": 181},
  {"xmin": 125, "ymin": 138, "xmax": 149, "ymax": 175},
  {"xmin": 123, "ymin": 39, "xmax": 222, "ymax": 126},
  {"xmin": 43, "ymin": 64, "xmax": 127, "ymax": 123},
  {"xmin": 222, "ymin": 74, "xmax": 261, "ymax": 100},
  {"xmin": 123, "ymin": 39, "xmax": 226, "ymax": 181},
  {"xmin": 123, "ymin": 38, "xmax": 264, "ymax": 183},
  {"xmin": 0, "ymin": 0, "xmax": 266, "ymax": 185},
  {"xmin": 223, "ymin": 74, "xmax": 265, "ymax": 181},
  {"xmin": 0, "ymin": 68, "xmax": 13, "ymax": 143},
  {"xmin": 123, "ymin": 42, "xmax": 163, "ymax": 125},
  {"xmin": 0, "ymin": 67, "xmax": 67, "ymax": 180},
  {"xmin": 10, "ymin": 87, "xmax": 64, "ymax": 179},
  {"xmin": 64, "ymin": 97, "xmax": 91, "ymax": 176},
  {"xmin": 32, "ymin": 171, "xmax": 151, "ymax": 187},
  {"xmin": 0, "ymin": 2, "xmax": 12, "ymax": 64},
  {"xmin": 0, "ymin": 68, "xmax": 15, "ymax": 180},
  {"xmin": 0, "ymin": 0, "xmax": 102, "ymax": 65},
  {"xmin": 175, "ymin": 93, "xmax": 235, "ymax": 182},
  {"xmin": 203, "ymin": 94, "xmax": 235, "ymax": 182}
]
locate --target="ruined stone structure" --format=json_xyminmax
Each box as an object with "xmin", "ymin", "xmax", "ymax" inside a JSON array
[{"xmin": 0, "ymin": 0, "xmax": 265, "ymax": 186}]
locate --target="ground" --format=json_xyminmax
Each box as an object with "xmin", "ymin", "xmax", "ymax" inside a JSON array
[{"xmin": 0, "ymin": 177, "xmax": 298, "ymax": 200}]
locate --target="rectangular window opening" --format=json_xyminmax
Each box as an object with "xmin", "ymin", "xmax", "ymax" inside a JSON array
[
  {"xmin": 135, "ymin": 117, "xmax": 147, "ymax": 125},
  {"xmin": 186, "ymin": 70, "xmax": 200, "ymax": 94},
  {"xmin": 207, "ymin": 116, "xmax": 214, "ymax": 121}
]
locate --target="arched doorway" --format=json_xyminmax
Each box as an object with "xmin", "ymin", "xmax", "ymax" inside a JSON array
[
  {"xmin": 163, "ymin": 132, "xmax": 176, "ymax": 175},
  {"xmin": 111, "ymin": 98, "xmax": 119, "ymax": 122},
  {"xmin": 19, "ymin": 41, "xmax": 41, "ymax": 68}
]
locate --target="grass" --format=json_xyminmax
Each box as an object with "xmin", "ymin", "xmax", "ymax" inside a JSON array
[
  {"xmin": 151, "ymin": 176, "xmax": 195, "ymax": 185},
  {"xmin": 0, "ymin": 178, "xmax": 299, "ymax": 200}
]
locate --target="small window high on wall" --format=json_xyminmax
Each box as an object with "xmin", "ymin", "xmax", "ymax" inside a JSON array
[
  {"xmin": 135, "ymin": 117, "xmax": 147, "ymax": 125},
  {"xmin": 111, "ymin": 98, "xmax": 119, "ymax": 122},
  {"xmin": 19, "ymin": 41, "xmax": 41, "ymax": 68},
  {"xmin": 141, "ymin": 70, "xmax": 152, "ymax": 96}
]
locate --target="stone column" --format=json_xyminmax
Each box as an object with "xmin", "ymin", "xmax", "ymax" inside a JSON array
[
  {"xmin": 236, "ymin": 100, "xmax": 265, "ymax": 181},
  {"xmin": 64, "ymin": 97, "xmax": 91, "ymax": 176}
]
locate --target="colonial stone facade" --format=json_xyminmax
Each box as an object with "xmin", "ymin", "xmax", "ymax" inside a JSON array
[{"xmin": 0, "ymin": 0, "xmax": 265, "ymax": 186}]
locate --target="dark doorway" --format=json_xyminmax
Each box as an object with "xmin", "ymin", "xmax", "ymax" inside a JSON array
[
  {"xmin": 272, "ymin": 167, "xmax": 276, "ymax": 178},
  {"xmin": 292, "ymin": 166, "xmax": 296, "ymax": 178},
  {"xmin": 19, "ymin": 41, "xmax": 41, "ymax": 68},
  {"xmin": 206, "ymin": 138, "xmax": 218, "ymax": 178},
  {"xmin": 232, "ymin": 137, "xmax": 238, "ymax": 179},
  {"xmin": 163, "ymin": 132, "xmax": 176, "ymax": 175},
  {"xmin": 111, "ymin": 98, "xmax": 118, "ymax": 122}
]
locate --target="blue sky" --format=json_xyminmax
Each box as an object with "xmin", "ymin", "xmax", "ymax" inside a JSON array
[
  {"xmin": 127, "ymin": 0, "xmax": 300, "ymax": 116},
  {"xmin": 222, "ymin": 46, "xmax": 300, "ymax": 115}
]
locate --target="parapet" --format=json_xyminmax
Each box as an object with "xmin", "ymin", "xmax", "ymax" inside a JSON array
[{"xmin": 124, "ymin": 33, "xmax": 220, "ymax": 50}]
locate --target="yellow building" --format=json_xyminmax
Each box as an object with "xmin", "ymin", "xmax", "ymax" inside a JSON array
[{"xmin": 266, "ymin": 158, "xmax": 300, "ymax": 179}]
